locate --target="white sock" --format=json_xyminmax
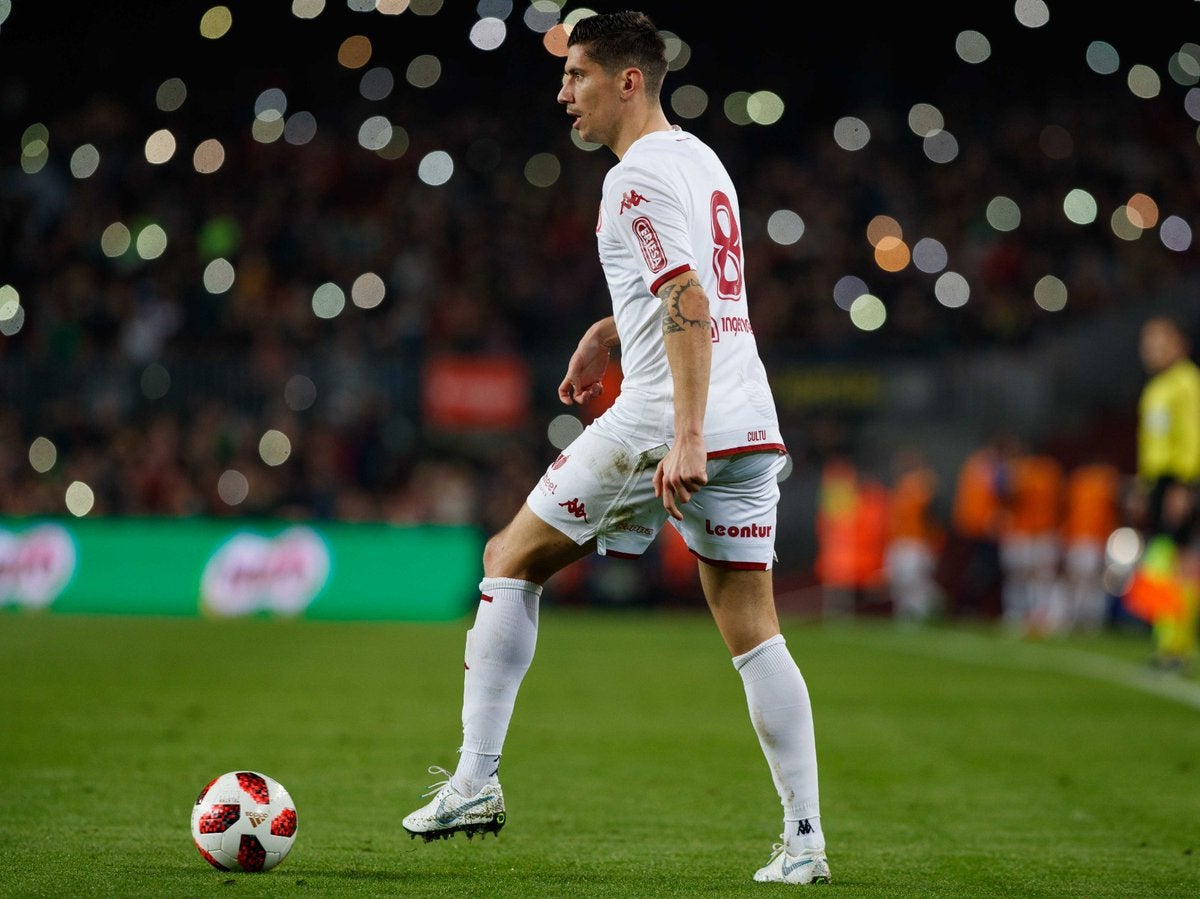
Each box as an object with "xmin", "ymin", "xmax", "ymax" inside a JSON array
[
  {"xmin": 733, "ymin": 634, "xmax": 825, "ymax": 854},
  {"xmin": 452, "ymin": 577, "xmax": 541, "ymax": 797}
]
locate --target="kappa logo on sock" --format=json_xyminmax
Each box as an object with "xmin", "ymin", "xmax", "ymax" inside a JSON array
[{"xmin": 796, "ymin": 819, "xmax": 814, "ymax": 836}]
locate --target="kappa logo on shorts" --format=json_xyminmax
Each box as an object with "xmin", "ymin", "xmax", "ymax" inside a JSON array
[{"xmin": 559, "ymin": 498, "xmax": 589, "ymax": 521}]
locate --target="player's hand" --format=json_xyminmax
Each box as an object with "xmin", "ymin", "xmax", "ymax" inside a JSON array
[
  {"xmin": 558, "ymin": 339, "xmax": 611, "ymax": 405},
  {"xmin": 654, "ymin": 436, "xmax": 708, "ymax": 520}
]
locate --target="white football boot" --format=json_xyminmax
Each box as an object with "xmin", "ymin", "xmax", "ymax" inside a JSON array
[
  {"xmin": 402, "ymin": 766, "xmax": 506, "ymax": 842},
  {"xmin": 753, "ymin": 837, "xmax": 832, "ymax": 885}
]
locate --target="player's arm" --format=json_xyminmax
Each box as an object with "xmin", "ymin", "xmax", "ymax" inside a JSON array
[
  {"xmin": 1174, "ymin": 378, "xmax": 1200, "ymax": 483},
  {"xmin": 558, "ymin": 315, "xmax": 619, "ymax": 405},
  {"xmin": 654, "ymin": 270, "xmax": 711, "ymax": 519}
]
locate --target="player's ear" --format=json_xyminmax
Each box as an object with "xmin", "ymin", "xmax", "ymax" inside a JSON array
[{"xmin": 620, "ymin": 67, "xmax": 641, "ymax": 98}]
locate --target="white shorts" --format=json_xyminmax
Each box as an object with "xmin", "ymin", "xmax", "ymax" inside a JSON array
[{"xmin": 526, "ymin": 420, "xmax": 787, "ymax": 570}]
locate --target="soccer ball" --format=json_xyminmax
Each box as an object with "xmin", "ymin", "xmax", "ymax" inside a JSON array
[{"xmin": 191, "ymin": 770, "xmax": 298, "ymax": 872}]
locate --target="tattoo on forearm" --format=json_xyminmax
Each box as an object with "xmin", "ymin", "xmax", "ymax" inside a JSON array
[{"xmin": 658, "ymin": 278, "xmax": 707, "ymax": 335}]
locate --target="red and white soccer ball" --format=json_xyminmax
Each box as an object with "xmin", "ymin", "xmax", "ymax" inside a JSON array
[{"xmin": 191, "ymin": 770, "xmax": 298, "ymax": 872}]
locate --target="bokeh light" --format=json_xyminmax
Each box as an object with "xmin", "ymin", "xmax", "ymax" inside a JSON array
[
  {"xmin": 1160, "ymin": 215, "xmax": 1193, "ymax": 252},
  {"xmin": 908, "ymin": 103, "xmax": 944, "ymax": 137},
  {"xmin": 418, "ymin": 150, "xmax": 454, "ymax": 185},
  {"xmin": 406, "ymin": 54, "xmax": 442, "ymax": 88},
  {"xmin": 217, "ymin": 470, "xmax": 249, "ymax": 506},
  {"xmin": 722, "ymin": 92, "xmax": 753, "ymax": 126},
  {"xmin": 923, "ymin": 130, "xmax": 959, "ymax": 163},
  {"xmin": 351, "ymin": 272, "xmax": 386, "ymax": 308},
  {"xmin": 833, "ymin": 275, "xmax": 868, "ymax": 311},
  {"xmin": 338, "ymin": 35, "xmax": 373, "ymax": 69},
  {"xmin": 144, "ymin": 129, "xmax": 177, "ymax": 165},
  {"xmin": 1110, "ymin": 206, "xmax": 1143, "ymax": 241},
  {"xmin": 986, "ymin": 196, "xmax": 1021, "ymax": 232},
  {"xmin": 1014, "ymin": 0, "xmax": 1049, "ymax": 28},
  {"xmin": 955, "ymin": 30, "xmax": 991, "ymax": 64},
  {"xmin": 866, "ymin": 215, "xmax": 902, "ymax": 247},
  {"xmin": 203, "ymin": 258, "xmax": 236, "ymax": 293},
  {"xmin": 135, "ymin": 224, "xmax": 168, "ymax": 260},
  {"xmin": 849, "ymin": 295, "xmax": 886, "ymax": 331},
  {"xmin": 524, "ymin": 152, "xmax": 561, "ymax": 188},
  {"xmin": 874, "ymin": 236, "xmax": 911, "ymax": 273},
  {"xmin": 548, "ymin": 414, "xmax": 583, "ymax": 450},
  {"xmin": 1033, "ymin": 275, "xmax": 1068, "ymax": 312},
  {"xmin": 70, "ymin": 144, "xmax": 100, "ymax": 179},
  {"xmin": 284, "ymin": 111, "xmax": 318, "ymax": 145},
  {"xmin": 65, "ymin": 481, "xmax": 95, "ymax": 517},
  {"xmin": 360, "ymin": 66, "xmax": 395, "ymax": 100},
  {"xmin": 1063, "ymin": 188, "xmax": 1098, "ymax": 225},
  {"xmin": 193, "ymin": 138, "xmax": 225, "ymax": 173},
  {"xmin": 285, "ymin": 375, "xmax": 317, "ymax": 411},
  {"xmin": 766, "ymin": 210, "xmax": 804, "ymax": 246},
  {"xmin": 470, "ymin": 17, "xmax": 506, "ymax": 51},
  {"xmin": 312, "ymin": 283, "xmax": 346, "ymax": 319},
  {"xmin": 935, "ymin": 271, "xmax": 970, "ymax": 308},
  {"xmin": 259, "ymin": 430, "xmax": 292, "ymax": 466},
  {"xmin": 358, "ymin": 115, "xmax": 393, "ymax": 151},
  {"xmin": 199, "ymin": 5, "xmax": 232, "ymax": 39},
  {"xmin": 1126, "ymin": 193, "xmax": 1159, "ymax": 229},
  {"xmin": 101, "ymin": 222, "xmax": 132, "ymax": 258},
  {"xmin": 28, "ymin": 436, "xmax": 57, "ymax": 473},
  {"xmin": 156, "ymin": 77, "xmax": 187, "ymax": 112},
  {"xmin": 833, "ymin": 117, "xmax": 870, "ymax": 151},
  {"xmin": 1127, "ymin": 64, "xmax": 1161, "ymax": 100},
  {"xmin": 1086, "ymin": 40, "xmax": 1120, "ymax": 75},
  {"xmin": 670, "ymin": 84, "xmax": 708, "ymax": 119},
  {"xmin": 292, "ymin": 0, "xmax": 325, "ymax": 19},
  {"xmin": 746, "ymin": 91, "xmax": 784, "ymax": 126},
  {"xmin": 912, "ymin": 237, "xmax": 948, "ymax": 273}
]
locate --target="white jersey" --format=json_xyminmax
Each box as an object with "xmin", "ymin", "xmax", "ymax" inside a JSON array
[{"xmin": 593, "ymin": 127, "xmax": 785, "ymax": 458}]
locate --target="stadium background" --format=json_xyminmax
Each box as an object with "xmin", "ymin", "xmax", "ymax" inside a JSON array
[{"xmin": 2, "ymin": 0, "xmax": 1198, "ymax": 617}]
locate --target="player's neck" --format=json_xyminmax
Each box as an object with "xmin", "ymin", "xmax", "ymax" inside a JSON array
[{"xmin": 611, "ymin": 107, "xmax": 672, "ymax": 159}]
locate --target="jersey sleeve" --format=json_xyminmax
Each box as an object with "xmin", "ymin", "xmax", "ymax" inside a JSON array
[{"xmin": 606, "ymin": 160, "xmax": 697, "ymax": 296}]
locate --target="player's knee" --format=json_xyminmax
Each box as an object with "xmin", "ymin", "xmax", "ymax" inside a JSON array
[{"xmin": 481, "ymin": 531, "xmax": 513, "ymax": 577}]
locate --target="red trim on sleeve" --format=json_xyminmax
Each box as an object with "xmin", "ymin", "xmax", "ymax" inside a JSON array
[
  {"xmin": 706, "ymin": 444, "xmax": 788, "ymax": 459},
  {"xmin": 649, "ymin": 264, "xmax": 693, "ymax": 296}
]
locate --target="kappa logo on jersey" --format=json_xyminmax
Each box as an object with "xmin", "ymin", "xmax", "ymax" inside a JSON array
[
  {"xmin": 619, "ymin": 190, "xmax": 650, "ymax": 213},
  {"xmin": 559, "ymin": 498, "xmax": 589, "ymax": 521},
  {"xmin": 632, "ymin": 216, "xmax": 666, "ymax": 272},
  {"xmin": 552, "ymin": 453, "xmax": 569, "ymax": 470}
]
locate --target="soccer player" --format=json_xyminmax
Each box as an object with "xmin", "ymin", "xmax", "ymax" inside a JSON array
[{"xmin": 402, "ymin": 10, "xmax": 830, "ymax": 885}]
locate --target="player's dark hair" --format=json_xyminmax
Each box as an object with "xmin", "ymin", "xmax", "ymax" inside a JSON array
[{"xmin": 566, "ymin": 10, "xmax": 668, "ymax": 98}]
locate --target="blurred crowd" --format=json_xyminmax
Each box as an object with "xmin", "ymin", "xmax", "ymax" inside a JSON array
[
  {"xmin": 811, "ymin": 435, "xmax": 1132, "ymax": 635},
  {"xmin": 2, "ymin": 21, "xmax": 1199, "ymax": 610}
]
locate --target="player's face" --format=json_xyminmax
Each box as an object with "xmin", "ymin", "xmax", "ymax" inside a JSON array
[
  {"xmin": 558, "ymin": 44, "xmax": 620, "ymax": 147},
  {"xmin": 1140, "ymin": 320, "xmax": 1180, "ymax": 373}
]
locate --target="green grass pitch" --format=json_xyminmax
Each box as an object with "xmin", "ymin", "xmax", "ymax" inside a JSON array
[{"xmin": 1, "ymin": 608, "xmax": 1197, "ymax": 898}]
